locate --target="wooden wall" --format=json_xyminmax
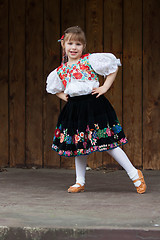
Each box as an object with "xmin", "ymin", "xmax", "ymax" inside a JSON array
[{"xmin": 0, "ymin": 0, "xmax": 159, "ymax": 169}]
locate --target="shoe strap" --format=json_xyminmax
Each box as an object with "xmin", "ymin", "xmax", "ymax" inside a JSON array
[
  {"xmin": 70, "ymin": 183, "xmax": 82, "ymax": 188},
  {"xmin": 76, "ymin": 183, "xmax": 82, "ymax": 187},
  {"xmin": 133, "ymin": 178, "xmax": 141, "ymax": 183}
]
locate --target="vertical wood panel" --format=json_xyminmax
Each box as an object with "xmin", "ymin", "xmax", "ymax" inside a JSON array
[
  {"xmin": 123, "ymin": 0, "xmax": 142, "ymax": 168},
  {"xmin": 43, "ymin": 0, "xmax": 61, "ymax": 167},
  {"xmin": 26, "ymin": 0, "xmax": 43, "ymax": 166},
  {"xmin": 143, "ymin": 0, "xmax": 160, "ymax": 169},
  {"xmin": 86, "ymin": 0, "xmax": 103, "ymax": 169},
  {"xmin": 103, "ymin": 0, "xmax": 123, "ymax": 169},
  {"xmin": 0, "ymin": 0, "xmax": 160, "ymax": 170},
  {"xmin": 0, "ymin": 0, "xmax": 9, "ymax": 167},
  {"xmin": 9, "ymin": 0, "xmax": 25, "ymax": 167},
  {"xmin": 61, "ymin": 0, "xmax": 85, "ymax": 169}
]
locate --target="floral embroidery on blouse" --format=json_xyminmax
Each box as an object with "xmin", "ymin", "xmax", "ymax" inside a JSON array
[{"xmin": 57, "ymin": 54, "xmax": 99, "ymax": 88}]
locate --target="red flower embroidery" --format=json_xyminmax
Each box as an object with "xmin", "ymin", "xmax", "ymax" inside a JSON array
[
  {"xmin": 73, "ymin": 72, "xmax": 83, "ymax": 79},
  {"xmin": 74, "ymin": 150, "xmax": 77, "ymax": 155},
  {"xmin": 55, "ymin": 129, "xmax": 60, "ymax": 137},
  {"xmin": 91, "ymin": 74, "xmax": 95, "ymax": 78},
  {"xmin": 90, "ymin": 147, "xmax": 94, "ymax": 152},
  {"xmin": 62, "ymin": 80, "xmax": 67, "ymax": 88},
  {"xmin": 81, "ymin": 53, "xmax": 90, "ymax": 59},
  {"xmin": 80, "ymin": 64, "xmax": 89, "ymax": 71}
]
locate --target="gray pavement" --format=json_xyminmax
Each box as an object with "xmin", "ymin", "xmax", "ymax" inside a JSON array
[{"xmin": 0, "ymin": 168, "xmax": 160, "ymax": 239}]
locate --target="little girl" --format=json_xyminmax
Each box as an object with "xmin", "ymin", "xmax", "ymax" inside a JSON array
[{"xmin": 46, "ymin": 26, "xmax": 146, "ymax": 194}]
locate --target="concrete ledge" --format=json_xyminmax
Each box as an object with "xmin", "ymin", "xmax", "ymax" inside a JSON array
[{"xmin": 0, "ymin": 227, "xmax": 160, "ymax": 240}]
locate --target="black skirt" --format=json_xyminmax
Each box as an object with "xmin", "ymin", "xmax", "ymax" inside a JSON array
[{"xmin": 52, "ymin": 94, "xmax": 127, "ymax": 157}]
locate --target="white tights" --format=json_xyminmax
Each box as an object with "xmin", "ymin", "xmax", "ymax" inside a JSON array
[{"xmin": 73, "ymin": 147, "xmax": 141, "ymax": 187}]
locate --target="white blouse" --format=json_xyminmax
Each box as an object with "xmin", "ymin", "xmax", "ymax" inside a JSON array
[{"xmin": 46, "ymin": 53, "xmax": 121, "ymax": 97}]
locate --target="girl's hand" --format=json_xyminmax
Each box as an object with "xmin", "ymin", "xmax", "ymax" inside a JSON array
[
  {"xmin": 92, "ymin": 69, "xmax": 118, "ymax": 98},
  {"xmin": 56, "ymin": 92, "xmax": 68, "ymax": 102},
  {"xmin": 92, "ymin": 85, "xmax": 108, "ymax": 98}
]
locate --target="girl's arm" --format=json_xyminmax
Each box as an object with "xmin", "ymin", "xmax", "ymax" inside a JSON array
[
  {"xmin": 56, "ymin": 92, "xmax": 68, "ymax": 102},
  {"xmin": 92, "ymin": 68, "xmax": 118, "ymax": 98}
]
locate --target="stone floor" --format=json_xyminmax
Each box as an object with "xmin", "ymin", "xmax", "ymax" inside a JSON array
[{"xmin": 0, "ymin": 168, "xmax": 160, "ymax": 239}]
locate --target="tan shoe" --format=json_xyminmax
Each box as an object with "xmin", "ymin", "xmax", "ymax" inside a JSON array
[
  {"xmin": 68, "ymin": 183, "xmax": 85, "ymax": 193},
  {"xmin": 133, "ymin": 170, "xmax": 147, "ymax": 194}
]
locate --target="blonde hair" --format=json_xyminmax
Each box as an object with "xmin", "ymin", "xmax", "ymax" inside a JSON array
[{"xmin": 63, "ymin": 26, "xmax": 86, "ymax": 47}]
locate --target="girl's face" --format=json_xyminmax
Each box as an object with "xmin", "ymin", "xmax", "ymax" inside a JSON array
[{"xmin": 64, "ymin": 39, "xmax": 84, "ymax": 63}]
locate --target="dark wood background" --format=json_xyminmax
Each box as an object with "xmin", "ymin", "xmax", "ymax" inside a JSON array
[{"xmin": 0, "ymin": 0, "xmax": 159, "ymax": 169}]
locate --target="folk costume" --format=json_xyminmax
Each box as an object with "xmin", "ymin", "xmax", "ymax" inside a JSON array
[
  {"xmin": 46, "ymin": 53, "xmax": 128, "ymax": 157},
  {"xmin": 46, "ymin": 52, "xmax": 147, "ymax": 194}
]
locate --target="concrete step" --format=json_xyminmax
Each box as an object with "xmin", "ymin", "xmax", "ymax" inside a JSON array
[{"xmin": 0, "ymin": 168, "xmax": 160, "ymax": 239}]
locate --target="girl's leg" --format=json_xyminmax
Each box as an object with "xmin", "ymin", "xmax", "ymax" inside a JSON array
[
  {"xmin": 71, "ymin": 155, "xmax": 87, "ymax": 188},
  {"xmin": 107, "ymin": 147, "xmax": 141, "ymax": 187}
]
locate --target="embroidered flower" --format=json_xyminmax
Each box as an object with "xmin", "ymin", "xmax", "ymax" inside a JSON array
[
  {"xmin": 91, "ymin": 138, "xmax": 97, "ymax": 145},
  {"xmin": 92, "ymin": 130, "xmax": 97, "ymax": 138},
  {"xmin": 60, "ymin": 133, "xmax": 64, "ymax": 143},
  {"xmin": 59, "ymin": 150, "xmax": 63, "ymax": 155},
  {"xmin": 66, "ymin": 136, "xmax": 72, "ymax": 144},
  {"xmin": 75, "ymin": 134, "xmax": 80, "ymax": 144},
  {"xmin": 80, "ymin": 149, "xmax": 83, "ymax": 154},
  {"xmin": 86, "ymin": 125, "xmax": 90, "ymax": 132},
  {"xmin": 114, "ymin": 134, "xmax": 119, "ymax": 140},
  {"xmin": 73, "ymin": 72, "xmax": 83, "ymax": 79},
  {"xmin": 94, "ymin": 124, "xmax": 99, "ymax": 130},
  {"xmin": 94, "ymin": 146, "xmax": 98, "ymax": 151},
  {"xmin": 90, "ymin": 147, "xmax": 94, "ymax": 152},
  {"xmin": 112, "ymin": 124, "xmax": 122, "ymax": 134},
  {"xmin": 81, "ymin": 53, "xmax": 90, "ymax": 59},
  {"xmin": 62, "ymin": 79, "xmax": 67, "ymax": 88},
  {"xmin": 91, "ymin": 73, "xmax": 95, "ymax": 78},
  {"xmin": 106, "ymin": 128, "xmax": 112, "ymax": 137},
  {"xmin": 83, "ymin": 142, "xmax": 87, "ymax": 149},
  {"xmin": 55, "ymin": 128, "xmax": 61, "ymax": 138},
  {"xmin": 120, "ymin": 138, "xmax": 127, "ymax": 143},
  {"xmin": 88, "ymin": 131, "xmax": 92, "ymax": 140},
  {"xmin": 97, "ymin": 129, "xmax": 105, "ymax": 138},
  {"xmin": 80, "ymin": 64, "xmax": 90, "ymax": 71},
  {"xmin": 74, "ymin": 150, "xmax": 77, "ymax": 155},
  {"xmin": 52, "ymin": 145, "xmax": 58, "ymax": 150},
  {"xmin": 80, "ymin": 132, "xmax": 84, "ymax": 138},
  {"xmin": 65, "ymin": 150, "xmax": 71, "ymax": 156},
  {"xmin": 110, "ymin": 143, "xmax": 114, "ymax": 148}
]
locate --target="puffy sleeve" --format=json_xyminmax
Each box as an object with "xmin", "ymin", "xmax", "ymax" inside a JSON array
[
  {"xmin": 89, "ymin": 53, "xmax": 121, "ymax": 77},
  {"xmin": 46, "ymin": 69, "xmax": 65, "ymax": 94}
]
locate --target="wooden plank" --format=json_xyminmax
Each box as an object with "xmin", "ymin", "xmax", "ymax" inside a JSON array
[
  {"xmin": 9, "ymin": 0, "xmax": 25, "ymax": 167},
  {"xmin": 86, "ymin": 0, "xmax": 103, "ymax": 169},
  {"xmin": 0, "ymin": 0, "xmax": 9, "ymax": 167},
  {"xmin": 143, "ymin": 0, "xmax": 160, "ymax": 169},
  {"xmin": 60, "ymin": 0, "xmax": 85, "ymax": 169},
  {"xmin": 123, "ymin": 0, "xmax": 142, "ymax": 168},
  {"xmin": 61, "ymin": 0, "xmax": 85, "ymax": 31},
  {"xmin": 103, "ymin": 0, "xmax": 123, "ymax": 169},
  {"xmin": 43, "ymin": 0, "xmax": 61, "ymax": 167},
  {"xmin": 26, "ymin": 0, "xmax": 43, "ymax": 167}
]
